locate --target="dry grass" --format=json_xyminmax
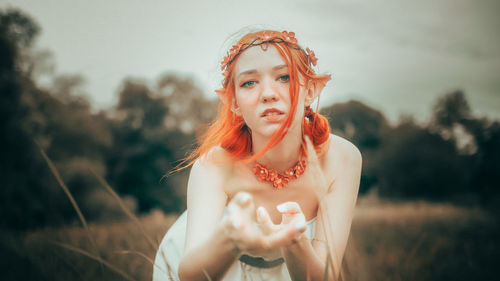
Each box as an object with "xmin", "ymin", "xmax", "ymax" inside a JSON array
[
  {"xmin": 342, "ymin": 198, "xmax": 498, "ymax": 281},
  {"xmin": 21, "ymin": 210, "xmax": 177, "ymax": 281},
  {"xmin": 1, "ymin": 200, "xmax": 497, "ymax": 281}
]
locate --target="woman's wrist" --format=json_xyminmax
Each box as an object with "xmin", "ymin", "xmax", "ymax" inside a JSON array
[
  {"xmin": 282, "ymin": 232, "xmax": 309, "ymax": 252},
  {"xmin": 219, "ymin": 216, "xmax": 243, "ymax": 257}
]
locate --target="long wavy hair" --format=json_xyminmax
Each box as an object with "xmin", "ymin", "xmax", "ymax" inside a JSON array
[{"xmin": 175, "ymin": 30, "xmax": 332, "ymax": 171}]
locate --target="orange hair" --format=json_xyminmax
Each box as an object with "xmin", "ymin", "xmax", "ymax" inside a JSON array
[{"xmin": 173, "ymin": 30, "xmax": 331, "ymax": 172}]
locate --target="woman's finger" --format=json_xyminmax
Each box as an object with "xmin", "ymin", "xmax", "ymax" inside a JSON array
[
  {"xmin": 256, "ymin": 206, "xmax": 276, "ymax": 234},
  {"xmin": 277, "ymin": 201, "xmax": 306, "ymax": 226},
  {"xmin": 276, "ymin": 201, "xmax": 302, "ymax": 215},
  {"xmin": 262, "ymin": 224, "xmax": 303, "ymax": 249},
  {"xmin": 230, "ymin": 213, "xmax": 243, "ymax": 230},
  {"xmin": 232, "ymin": 192, "xmax": 253, "ymax": 207},
  {"xmin": 227, "ymin": 199, "xmax": 239, "ymax": 215},
  {"xmin": 229, "ymin": 192, "xmax": 256, "ymax": 220}
]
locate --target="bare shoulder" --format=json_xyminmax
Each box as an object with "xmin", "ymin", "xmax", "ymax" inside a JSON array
[
  {"xmin": 321, "ymin": 134, "xmax": 362, "ymax": 187},
  {"xmin": 187, "ymin": 146, "xmax": 231, "ymax": 199},
  {"xmin": 192, "ymin": 146, "xmax": 232, "ymax": 173},
  {"xmin": 326, "ymin": 134, "xmax": 362, "ymax": 166}
]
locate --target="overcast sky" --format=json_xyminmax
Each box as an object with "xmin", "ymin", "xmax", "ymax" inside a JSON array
[{"xmin": 4, "ymin": 0, "xmax": 500, "ymax": 123}]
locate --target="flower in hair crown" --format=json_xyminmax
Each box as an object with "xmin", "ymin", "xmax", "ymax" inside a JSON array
[
  {"xmin": 220, "ymin": 30, "xmax": 318, "ymax": 76},
  {"xmin": 282, "ymin": 31, "xmax": 297, "ymax": 44},
  {"xmin": 306, "ymin": 47, "xmax": 318, "ymax": 66}
]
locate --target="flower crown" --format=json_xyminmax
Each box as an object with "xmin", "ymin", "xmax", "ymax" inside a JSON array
[{"xmin": 220, "ymin": 30, "xmax": 318, "ymax": 77}]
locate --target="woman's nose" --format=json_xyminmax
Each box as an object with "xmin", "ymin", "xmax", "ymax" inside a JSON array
[{"xmin": 261, "ymin": 79, "xmax": 279, "ymax": 103}]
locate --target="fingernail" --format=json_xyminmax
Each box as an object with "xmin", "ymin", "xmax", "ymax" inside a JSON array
[
  {"xmin": 276, "ymin": 204, "xmax": 287, "ymax": 213},
  {"xmin": 295, "ymin": 221, "xmax": 307, "ymax": 231},
  {"xmin": 241, "ymin": 193, "xmax": 251, "ymax": 203}
]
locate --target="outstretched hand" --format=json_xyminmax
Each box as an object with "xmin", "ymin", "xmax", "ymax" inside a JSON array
[
  {"xmin": 257, "ymin": 202, "xmax": 307, "ymax": 239},
  {"xmin": 222, "ymin": 192, "xmax": 307, "ymax": 255}
]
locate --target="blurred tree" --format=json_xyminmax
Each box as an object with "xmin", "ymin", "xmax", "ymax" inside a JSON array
[
  {"xmin": 116, "ymin": 79, "xmax": 168, "ymax": 129},
  {"xmin": 50, "ymin": 74, "xmax": 87, "ymax": 102},
  {"xmin": 432, "ymin": 90, "xmax": 471, "ymax": 128},
  {"xmin": 157, "ymin": 74, "xmax": 217, "ymax": 134},
  {"xmin": 106, "ymin": 76, "xmax": 216, "ymax": 214},
  {"xmin": 430, "ymin": 91, "xmax": 500, "ymax": 206},
  {"xmin": 321, "ymin": 100, "xmax": 389, "ymax": 148},
  {"xmin": 471, "ymin": 120, "xmax": 500, "ymax": 207},
  {"xmin": 431, "ymin": 90, "xmax": 478, "ymax": 154},
  {"xmin": 0, "ymin": 8, "xmax": 39, "ymax": 51},
  {"xmin": 375, "ymin": 118, "xmax": 469, "ymax": 200},
  {"xmin": 0, "ymin": 8, "xmax": 131, "ymax": 229},
  {"xmin": 1, "ymin": 8, "xmax": 43, "ymax": 229},
  {"xmin": 25, "ymin": 48, "xmax": 55, "ymax": 81},
  {"xmin": 107, "ymin": 80, "xmax": 174, "ymax": 212},
  {"xmin": 0, "ymin": 7, "xmax": 47, "ymax": 79},
  {"xmin": 1, "ymin": 18, "xmax": 217, "ymax": 226},
  {"xmin": 321, "ymin": 100, "xmax": 389, "ymax": 194},
  {"xmin": 0, "ymin": 8, "xmax": 75, "ymax": 230}
]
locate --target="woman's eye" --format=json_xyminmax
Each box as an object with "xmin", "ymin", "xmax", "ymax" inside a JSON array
[
  {"xmin": 278, "ymin": 75, "xmax": 290, "ymax": 82},
  {"xmin": 240, "ymin": 80, "xmax": 256, "ymax": 88}
]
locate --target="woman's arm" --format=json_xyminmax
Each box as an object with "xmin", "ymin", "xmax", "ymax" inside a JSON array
[
  {"xmin": 178, "ymin": 157, "xmax": 236, "ymax": 281},
  {"xmin": 281, "ymin": 135, "xmax": 362, "ymax": 281}
]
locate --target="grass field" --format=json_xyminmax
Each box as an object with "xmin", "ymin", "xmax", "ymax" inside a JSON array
[
  {"xmin": 1, "ymin": 199, "xmax": 497, "ymax": 281},
  {"xmin": 344, "ymin": 199, "xmax": 498, "ymax": 281}
]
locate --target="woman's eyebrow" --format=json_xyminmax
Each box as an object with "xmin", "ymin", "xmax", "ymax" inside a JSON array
[
  {"xmin": 272, "ymin": 64, "xmax": 288, "ymax": 71},
  {"xmin": 237, "ymin": 69, "xmax": 257, "ymax": 79},
  {"xmin": 237, "ymin": 64, "xmax": 288, "ymax": 79}
]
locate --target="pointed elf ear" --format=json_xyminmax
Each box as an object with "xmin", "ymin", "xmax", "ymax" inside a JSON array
[
  {"xmin": 215, "ymin": 88, "xmax": 242, "ymax": 115},
  {"xmin": 215, "ymin": 88, "xmax": 226, "ymax": 101},
  {"xmin": 231, "ymin": 98, "xmax": 242, "ymax": 116},
  {"xmin": 305, "ymin": 75, "xmax": 331, "ymax": 106}
]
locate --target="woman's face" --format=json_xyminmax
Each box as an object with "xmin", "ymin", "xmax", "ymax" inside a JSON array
[{"xmin": 232, "ymin": 44, "xmax": 308, "ymax": 139}]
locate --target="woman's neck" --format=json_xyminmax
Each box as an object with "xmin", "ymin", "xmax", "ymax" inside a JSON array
[{"xmin": 251, "ymin": 128, "xmax": 303, "ymax": 172}]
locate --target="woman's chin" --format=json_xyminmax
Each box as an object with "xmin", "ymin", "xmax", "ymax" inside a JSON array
[{"xmin": 253, "ymin": 125, "xmax": 284, "ymax": 139}]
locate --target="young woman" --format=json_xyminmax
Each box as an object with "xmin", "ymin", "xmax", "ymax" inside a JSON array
[{"xmin": 153, "ymin": 29, "xmax": 362, "ymax": 281}]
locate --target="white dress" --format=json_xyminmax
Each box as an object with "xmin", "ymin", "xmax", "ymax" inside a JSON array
[{"xmin": 153, "ymin": 210, "xmax": 317, "ymax": 281}]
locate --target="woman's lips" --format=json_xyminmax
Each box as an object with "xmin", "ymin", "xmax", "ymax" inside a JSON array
[{"xmin": 262, "ymin": 108, "xmax": 285, "ymax": 122}]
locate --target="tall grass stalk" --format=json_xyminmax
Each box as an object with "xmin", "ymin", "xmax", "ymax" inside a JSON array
[
  {"xmin": 202, "ymin": 269, "xmax": 213, "ymax": 281},
  {"xmin": 323, "ymin": 252, "xmax": 331, "ymax": 281},
  {"xmin": 160, "ymin": 249, "xmax": 178, "ymax": 281},
  {"xmin": 39, "ymin": 147, "xmax": 103, "ymax": 270},
  {"xmin": 114, "ymin": 250, "xmax": 167, "ymax": 276},
  {"xmin": 305, "ymin": 137, "xmax": 345, "ymax": 280},
  {"xmin": 52, "ymin": 247, "xmax": 86, "ymax": 281},
  {"xmin": 403, "ymin": 232, "xmax": 427, "ymax": 268},
  {"xmin": 52, "ymin": 241, "xmax": 138, "ymax": 281},
  {"xmin": 39, "ymin": 146, "xmax": 161, "ymax": 279}
]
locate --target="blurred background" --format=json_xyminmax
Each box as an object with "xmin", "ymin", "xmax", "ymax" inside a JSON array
[{"xmin": 1, "ymin": 1, "xmax": 499, "ymax": 280}]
